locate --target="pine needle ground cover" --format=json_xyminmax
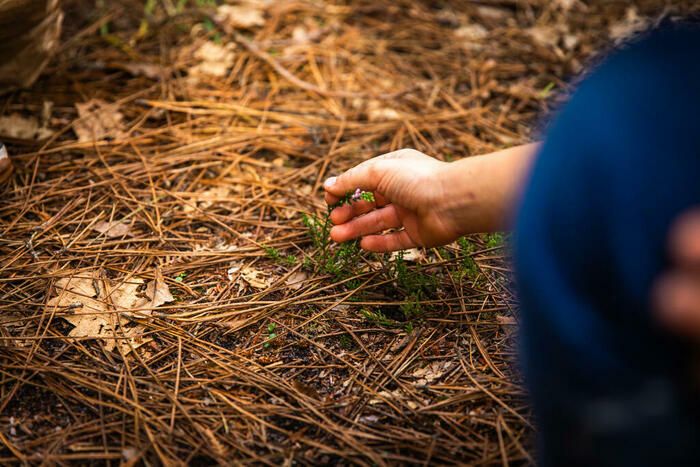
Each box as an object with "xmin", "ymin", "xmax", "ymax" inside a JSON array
[{"xmin": 0, "ymin": 1, "xmax": 695, "ymax": 464}]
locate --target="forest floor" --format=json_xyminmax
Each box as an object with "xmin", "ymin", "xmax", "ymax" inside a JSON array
[{"xmin": 0, "ymin": 1, "xmax": 695, "ymax": 465}]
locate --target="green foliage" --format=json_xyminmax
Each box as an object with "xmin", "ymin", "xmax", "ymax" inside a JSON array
[
  {"xmin": 339, "ymin": 334, "xmax": 353, "ymax": 350},
  {"xmin": 457, "ymin": 237, "xmax": 478, "ymax": 279},
  {"xmin": 174, "ymin": 272, "xmax": 187, "ymax": 283},
  {"xmin": 485, "ymin": 233, "xmax": 505, "ymax": 249},
  {"xmin": 361, "ymin": 308, "xmax": 395, "ymax": 328},
  {"xmin": 301, "ymin": 204, "xmax": 361, "ymax": 280},
  {"xmin": 263, "ymin": 322, "xmax": 277, "ymax": 349},
  {"xmin": 265, "ymin": 246, "xmax": 298, "ymax": 267}
]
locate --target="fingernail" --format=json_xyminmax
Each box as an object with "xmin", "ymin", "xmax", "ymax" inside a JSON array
[{"xmin": 324, "ymin": 176, "xmax": 337, "ymax": 188}]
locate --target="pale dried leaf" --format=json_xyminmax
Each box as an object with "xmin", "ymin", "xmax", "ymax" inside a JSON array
[
  {"xmin": 411, "ymin": 361, "xmax": 452, "ymax": 383},
  {"xmin": 184, "ymin": 186, "xmax": 231, "ymax": 212},
  {"xmin": 123, "ymin": 62, "xmax": 164, "ymax": 79},
  {"xmin": 367, "ymin": 101, "xmax": 400, "ymax": 121},
  {"xmin": 142, "ymin": 271, "xmax": 175, "ymax": 309},
  {"xmin": 390, "ymin": 248, "xmax": 424, "ymax": 262},
  {"xmin": 215, "ymin": 4, "xmax": 265, "ymax": 29},
  {"xmin": 527, "ymin": 26, "xmax": 560, "ymax": 48},
  {"xmin": 240, "ymin": 267, "xmax": 271, "ymax": 289},
  {"xmin": 0, "ymin": 113, "xmax": 53, "ymax": 140},
  {"xmin": 116, "ymin": 325, "xmax": 153, "ymax": 356},
  {"xmin": 227, "ymin": 265, "xmax": 241, "ymax": 282},
  {"xmin": 556, "ymin": 0, "xmax": 576, "ymax": 10},
  {"xmin": 454, "ymin": 24, "xmax": 488, "ymax": 41},
  {"xmin": 609, "ymin": 7, "xmax": 648, "ymax": 42},
  {"xmin": 47, "ymin": 269, "xmax": 168, "ymax": 353},
  {"xmin": 190, "ymin": 41, "xmax": 236, "ymax": 78},
  {"xmin": 73, "ymin": 99, "xmax": 125, "ymax": 142},
  {"xmin": 285, "ymin": 271, "xmax": 307, "ymax": 291},
  {"xmin": 496, "ymin": 315, "xmax": 517, "ymax": 325},
  {"xmin": 93, "ymin": 220, "xmax": 131, "ymax": 238}
]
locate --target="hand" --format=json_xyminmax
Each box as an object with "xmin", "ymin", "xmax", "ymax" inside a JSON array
[
  {"xmin": 323, "ymin": 144, "xmax": 541, "ymax": 252},
  {"xmin": 323, "ymin": 149, "xmax": 461, "ymax": 252},
  {"xmin": 653, "ymin": 209, "xmax": 700, "ymax": 337}
]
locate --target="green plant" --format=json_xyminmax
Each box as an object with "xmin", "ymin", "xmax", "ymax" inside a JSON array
[
  {"xmin": 174, "ymin": 272, "xmax": 187, "ymax": 283},
  {"xmin": 301, "ymin": 189, "xmax": 373, "ymax": 279},
  {"xmin": 457, "ymin": 237, "xmax": 478, "ymax": 279},
  {"xmin": 361, "ymin": 308, "xmax": 395, "ymax": 328},
  {"xmin": 265, "ymin": 246, "xmax": 297, "ymax": 267},
  {"xmin": 263, "ymin": 323, "xmax": 277, "ymax": 349},
  {"xmin": 339, "ymin": 334, "xmax": 353, "ymax": 350},
  {"xmin": 400, "ymin": 293, "xmax": 422, "ymax": 320},
  {"xmin": 485, "ymin": 233, "xmax": 505, "ymax": 249}
]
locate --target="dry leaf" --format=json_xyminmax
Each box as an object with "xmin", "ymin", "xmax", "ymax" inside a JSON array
[
  {"xmin": 73, "ymin": 99, "xmax": 125, "ymax": 142},
  {"xmin": 454, "ymin": 24, "xmax": 488, "ymax": 42},
  {"xmin": 609, "ymin": 7, "xmax": 648, "ymax": 42},
  {"xmin": 47, "ymin": 269, "xmax": 173, "ymax": 353},
  {"xmin": 190, "ymin": 41, "xmax": 236, "ymax": 78},
  {"xmin": 292, "ymin": 380, "xmax": 321, "ymax": 400},
  {"xmin": 184, "ymin": 186, "xmax": 231, "ymax": 213},
  {"xmin": 496, "ymin": 315, "xmax": 517, "ymax": 325},
  {"xmin": 285, "ymin": 271, "xmax": 307, "ymax": 291},
  {"xmin": 527, "ymin": 26, "xmax": 560, "ymax": 48},
  {"xmin": 47, "ymin": 270, "xmax": 118, "ymax": 351},
  {"xmin": 123, "ymin": 62, "xmax": 164, "ymax": 79},
  {"xmin": 141, "ymin": 270, "xmax": 175, "ymax": 309},
  {"xmin": 93, "ymin": 220, "xmax": 131, "ymax": 238},
  {"xmin": 240, "ymin": 267, "xmax": 271, "ymax": 289},
  {"xmin": 412, "ymin": 361, "xmax": 453, "ymax": 384},
  {"xmin": 227, "ymin": 265, "xmax": 241, "ymax": 282},
  {"xmin": 390, "ymin": 248, "xmax": 424, "ymax": 262},
  {"xmin": 556, "ymin": 0, "xmax": 576, "ymax": 10},
  {"xmin": 367, "ymin": 100, "xmax": 400, "ymax": 121},
  {"xmin": 115, "ymin": 324, "xmax": 153, "ymax": 356},
  {"xmin": 215, "ymin": 4, "xmax": 265, "ymax": 29},
  {"xmin": 0, "ymin": 113, "xmax": 53, "ymax": 140}
]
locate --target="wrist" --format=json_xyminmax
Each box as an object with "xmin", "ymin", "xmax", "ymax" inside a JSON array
[{"xmin": 436, "ymin": 156, "xmax": 497, "ymax": 235}]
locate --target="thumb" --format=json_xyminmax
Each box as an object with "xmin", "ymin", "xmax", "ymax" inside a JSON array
[{"xmin": 323, "ymin": 158, "xmax": 391, "ymax": 203}]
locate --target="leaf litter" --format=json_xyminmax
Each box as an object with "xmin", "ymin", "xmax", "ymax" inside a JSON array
[
  {"xmin": 46, "ymin": 269, "xmax": 174, "ymax": 354},
  {"xmin": 0, "ymin": 1, "xmax": 693, "ymax": 464}
]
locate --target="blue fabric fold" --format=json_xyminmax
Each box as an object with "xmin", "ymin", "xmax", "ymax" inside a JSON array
[{"xmin": 515, "ymin": 24, "xmax": 700, "ymax": 466}]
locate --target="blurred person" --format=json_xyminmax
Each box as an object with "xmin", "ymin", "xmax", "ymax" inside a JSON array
[
  {"xmin": 324, "ymin": 23, "xmax": 700, "ymax": 466},
  {"xmin": 0, "ymin": 0, "xmax": 62, "ymax": 183}
]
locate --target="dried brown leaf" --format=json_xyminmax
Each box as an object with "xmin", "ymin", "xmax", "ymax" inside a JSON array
[
  {"xmin": 73, "ymin": 99, "xmax": 126, "ymax": 142},
  {"xmin": 93, "ymin": 220, "xmax": 132, "ymax": 238},
  {"xmin": 0, "ymin": 113, "xmax": 53, "ymax": 140},
  {"xmin": 285, "ymin": 271, "xmax": 307, "ymax": 291},
  {"xmin": 215, "ymin": 4, "xmax": 265, "ymax": 29},
  {"xmin": 240, "ymin": 267, "xmax": 271, "ymax": 289}
]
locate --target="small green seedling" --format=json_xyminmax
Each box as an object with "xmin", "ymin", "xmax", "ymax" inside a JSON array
[
  {"xmin": 174, "ymin": 272, "xmax": 187, "ymax": 283},
  {"xmin": 263, "ymin": 323, "xmax": 277, "ymax": 349}
]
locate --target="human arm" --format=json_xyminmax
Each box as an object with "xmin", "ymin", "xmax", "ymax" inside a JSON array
[{"xmin": 323, "ymin": 143, "xmax": 540, "ymax": 252}]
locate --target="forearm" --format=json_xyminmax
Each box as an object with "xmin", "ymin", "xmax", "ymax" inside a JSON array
[{"xmin": 438, "ymin": 143, "xmax": 540, "ymax": 234}]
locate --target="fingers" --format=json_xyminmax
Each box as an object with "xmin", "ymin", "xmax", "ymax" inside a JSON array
[
  {"xmin": 668, "ymin": 209, "xmax": 700, "ymax": 266},
  {"xmin": 329, "ymin": 193, "xmax": 389, "ymax": 225},
  {"xmin": 654, "ymin": 208, "xmax": 700, "ymax": 337},
  {"xmin": 323, "ymin": 149, "xmax": 421, "ymax": 203},
  {"xmin": 330, "ymin": 200, "xmax": 375, "ymax": 225},
  {"xmin": 653, "ymin": 272, "xmax": 700, "ymax": 336},
  {"xmin": 330, "ymin": 205, "xmax": 402, "ymax": 243},
  {"xmin": 360, "ymin": 230, "xmax": 416, "ymax": 252}
]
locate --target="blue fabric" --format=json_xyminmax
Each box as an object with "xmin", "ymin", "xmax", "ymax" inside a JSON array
[{"xmin": 514, "ymin": 24, "xmax": 700, "ymax": 466}]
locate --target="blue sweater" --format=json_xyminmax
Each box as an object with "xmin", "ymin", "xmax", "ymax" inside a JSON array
[{"xmin": 515, "ymin": 24, "xmax": 700, "ymax": 466}]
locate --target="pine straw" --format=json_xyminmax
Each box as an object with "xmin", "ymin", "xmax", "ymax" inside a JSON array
[{"xmin": 0, "ymin": 0, "xmax": 696, "ymax": 465}]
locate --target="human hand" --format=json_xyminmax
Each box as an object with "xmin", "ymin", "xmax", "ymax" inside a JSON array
[
  {"xmin": 323, "ymin": 149, "xmax": 461, "ymax": 252},
  {"xmin": 654, "ymin": 209, "xmax": 700, "ymax": 337}
]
